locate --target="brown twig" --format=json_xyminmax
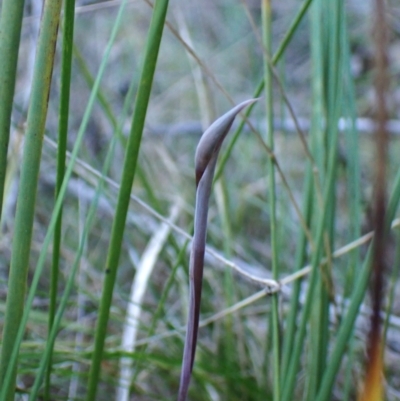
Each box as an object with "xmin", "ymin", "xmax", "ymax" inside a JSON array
[{"xmin": 359, "ymin": 0, "xmax": 389, "ymax": 398}]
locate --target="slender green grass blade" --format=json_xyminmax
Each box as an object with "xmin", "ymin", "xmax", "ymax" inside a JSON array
[
  {"xmin": 341, "ymin": 1, "xmax": 361, "ymax": 298},
  {"xmin": 315, "ymin": 249, "xmax": 373, "ymax": 401},
  {"xmin": 307, "ymin": 1, "xmax": 342, "ymax": 398},
  {"xmin": 340, "ymin": 9, "xmax": 361, "ymax": 399},
  {"xmin": 0, "ymin": 2, "xmax": 63, "ymax": 399},
  {"xmin": 85, "ymin": 1, "xmax": 170, "ymax": 399},
  {"xmin": 280, "ymin": 165, "xmax": 313, "ymax": 381},
  {"xmin": 261, "ymin": 1, "xmax": 280, "ymax": 399},
  {"xmin": 0, "ymin": 0, "xmax": 25, "ymax": 216},
  {"xmin": 45, "ymin": 0, "xmax": 76, "ymax": 397},
  {"xmin": 215, "ymin": 177, "xmax": 244, "ymax": 399}
]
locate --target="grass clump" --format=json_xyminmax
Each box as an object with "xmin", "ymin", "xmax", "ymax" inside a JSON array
[{"xmin": 0, "ymin": 0, "xmax": 399, "ymax": 400}]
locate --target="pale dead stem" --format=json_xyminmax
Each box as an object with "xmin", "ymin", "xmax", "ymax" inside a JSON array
[{"xmin": 44, "ymin": 134, "xmax": 400, "ymax": 295}]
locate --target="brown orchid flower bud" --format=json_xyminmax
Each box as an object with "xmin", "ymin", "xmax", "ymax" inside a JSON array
[{"xmin": 178, "ymin": 98, "xmax": 259, "ymax": 401}]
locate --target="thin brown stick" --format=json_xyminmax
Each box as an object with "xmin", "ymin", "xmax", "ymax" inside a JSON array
[{"xmin": 359, "ymin": 0, "xmax": 389, "ymax": 398}]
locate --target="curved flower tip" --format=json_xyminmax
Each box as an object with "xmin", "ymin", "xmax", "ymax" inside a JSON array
[{"xmin": 195, "ymin": 98, "xmax": 259, "ymax": 185}]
